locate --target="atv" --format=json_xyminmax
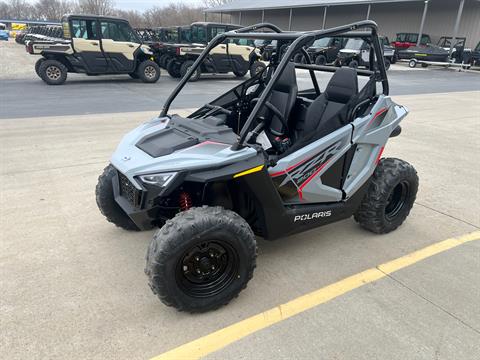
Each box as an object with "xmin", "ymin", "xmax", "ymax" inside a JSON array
[
  {"xmin": 96, "ymin": 20, "xmax": 418, "ymax": 313},
  {"xmin": 26, "ymin": 14, "xmax": 161, "ymax": 85}
]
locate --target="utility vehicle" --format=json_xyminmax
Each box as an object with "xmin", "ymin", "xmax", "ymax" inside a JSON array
[
  {"xmin": 296, "ymin": 36, "xmax": 348, "ymax": 65},
  {"xmin": 392, "ymin": 32, "xmax": 431, "ymax": 53},
  {"xmin": 0, "ymin": 23, "xmax": 8, "ymax": 41},
  {"xmin": 335, "ymin": 35, "xmax": 394, "ymax": 70},
  {"xmin": 96, "ymin": 21, "xmax": 419, "ymax": 313},
  {"xmin": 26, "ymin": 14, "xmax": 160, "ymax": 85},
  {"xmin": 164, "ymin": 22, "xmax": 266, "ymax": 81}
]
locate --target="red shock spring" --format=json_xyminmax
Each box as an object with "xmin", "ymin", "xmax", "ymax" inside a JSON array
[{"xmin": 179, "ymin": 192, "xmax": 192, "ymax": 211}]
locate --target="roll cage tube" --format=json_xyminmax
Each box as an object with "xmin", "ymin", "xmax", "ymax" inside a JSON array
[
  {"xmin": 159, "ymin": 20, "xmax": 389, "ymax": 148},
  {"xmin": 232, "ymin": 20, "xmax": 388, "ymax": 150},
  {"xmin": 159, "ymin": 23, "xmax": 283, "ymax": 118}
]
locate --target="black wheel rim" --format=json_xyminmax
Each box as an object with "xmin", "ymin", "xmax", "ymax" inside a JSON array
[
  {"xmin": 176, "ymin": 240, "xmax": 239, "ymax": 298},
  {"xmin": 385, "ymin": 181, "xmax": 410, "ymax": 221}
]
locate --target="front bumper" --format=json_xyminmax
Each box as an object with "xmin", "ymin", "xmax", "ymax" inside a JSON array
[{"xmin": 112, "ymin": 168, "xmax": 174, "ymax": 230}]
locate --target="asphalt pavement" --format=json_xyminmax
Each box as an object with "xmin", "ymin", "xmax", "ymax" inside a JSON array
[
  {"xmin": 2, "ymin": 65, "xmax": 480, "ymax": 119},
  {"xmin": 1, "ymin": 91, "xmax": 479, "ymax": 359}
]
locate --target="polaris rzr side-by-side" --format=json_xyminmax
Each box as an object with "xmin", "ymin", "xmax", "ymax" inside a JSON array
[{"xmin": 96, "ymin": 21, "xmax": 419, "ymax": 313}]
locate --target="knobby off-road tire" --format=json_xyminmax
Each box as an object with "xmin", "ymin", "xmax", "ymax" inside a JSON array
[
  {"xmin": 166, "ymin": 59, "xmax": 181, "ymax": 78},
  {"xmin": 354, "ymin": 158, "xmax": 418, "ymax": 234},
  {"xmin": 145, "ymin": 206, "xmax": 257, "ymax": 313},
  {"xmin": 180, "ymin": 60, "xmax": 201, "ymax": 81},
  {"xmin": 39, "ymin": 59, "xmax": 67, "ymax": 85},
  {"xmin": 35, "ymin": 58, "xmax": 45, "ymax": 78},
  {"xmin": 249, "ymin": 61, "xmax": 266, "ymax": 78},
  {"xmin": 137, "ymin": 60, "xmax": 161, "ymax": 83},
  {"xmin": 95, "ymin": 164, "xmax": 140, "ymax": 231},
  {"xmin": 315, "ymin": 55, "xmax": 327, "ymax": 65}
]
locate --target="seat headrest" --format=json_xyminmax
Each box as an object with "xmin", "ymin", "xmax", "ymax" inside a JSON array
[
  {"xmin": 325, "ymin": 68, "xmax": 358, "ymax": 104},
  {"xmin": 273, "ymin": 62, "xmax": 297, "ymax": 93}
]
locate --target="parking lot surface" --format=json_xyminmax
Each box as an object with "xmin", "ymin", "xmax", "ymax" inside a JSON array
[
  {"xmin": 1, "ymin": 39, "xmax": 480, "ymax": 119},
  {"xmin": 1, "ymin": 77, "xmax": 479, "ymax": 359}
]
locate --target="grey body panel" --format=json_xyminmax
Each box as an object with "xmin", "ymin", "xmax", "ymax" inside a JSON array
[
  {"xmin": 111, "ymin": 116, "xmax": 257, "ymax": 190},
  {"xmin": 267, "ymin": 95, "xmax": 408, "ymax": 204}
]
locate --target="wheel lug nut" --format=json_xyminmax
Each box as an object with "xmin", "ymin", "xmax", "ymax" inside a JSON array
[
  {"xmin": 211, "ymin": 265, "xmax": 215, "ymax": 270},
  {"xmin": 195, "ymin": 256, "xmax": 200, "ymax": 261},
  {"xmin": 196, "ymin": 269, "xmax": 201, "ymax": 274}
]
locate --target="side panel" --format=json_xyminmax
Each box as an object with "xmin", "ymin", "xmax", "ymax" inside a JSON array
[
  {"xmin": 268, "ymin": 125, "xmax": 352, "ymax": 204},
  {"xmin": 72, "ymin": 38, "xmax": 107, "ymax": 73},
  {"xmin": 343, "ymin": 96, "xmax": 408, "ymax": 198},
  {"xmin": 101, "ymin": 39, "xmax": 140, "ymax": 72}
]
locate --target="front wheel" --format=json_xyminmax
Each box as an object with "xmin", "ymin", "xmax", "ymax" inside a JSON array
[
  {"xmin": 348, "ymin": 59, "xmax": 359, "ymax": 69},
  {"xmin": 315, "ymin": 55, "xmax": 327, "ymax": 65},
  {"xmin": 137, "ymin": 60, "xmax": 161, "ymax": 83},
  {"xmin": 95, "ymin": 164, "xmax": 140, "ymax": 231},
  {"xmin": 354, "ymin": 158, "xmax": 419, "ymax": 234},
  {"xmin": 145, "ymin": 206, "xmax": 257, "ymax": 313}
]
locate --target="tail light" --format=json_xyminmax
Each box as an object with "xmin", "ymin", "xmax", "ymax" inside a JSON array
[{"xmin": 176, "ymin": 47, "xmax": 181, "ymax": 56}]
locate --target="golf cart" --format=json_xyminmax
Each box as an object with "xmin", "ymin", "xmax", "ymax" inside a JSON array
[
  {"xmin": 335, "ymin": 35, "xmax": 393, "ymax": 70},
  {"xmin": 26, "ymin": 14, "xmax": 161, "ymax": 85},
  {"xmin": 164, "ymin": 22, "xmax": 266, "ymax": 81},
  {"xmin": 96, "ymin": 20, "xmax": 418, "ymax": 312}
]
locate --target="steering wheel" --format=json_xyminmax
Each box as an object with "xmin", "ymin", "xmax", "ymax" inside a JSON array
[{"xmin": 251, "ymin": 98, "xmax": 289, "ymax": 134}]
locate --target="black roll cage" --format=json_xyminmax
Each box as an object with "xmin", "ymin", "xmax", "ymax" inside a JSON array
[{"xmin": 160, "ymin": 20, "xmax": 389, "ymax": 150}]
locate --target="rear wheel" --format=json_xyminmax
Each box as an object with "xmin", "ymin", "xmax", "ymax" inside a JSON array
[
  {"xmin": 35, "ymin": 58, "xmax": 45, "ymax": 77},
  {"xmin": 166, "ymin": 59, "xmax": 181, "ymax": 78},
  {"xmin": 145, "ymin": 206, "xmax": 257, "ymax": 312},
  {"xmin": 39, "ymin": 59, "xmax": 67, "ymax": 85},
  {"xmin": 180, "ymin": 60, "xmax": 201, "ymax": 81},
  {"xmin": 137, "ymin": 60, "xmax": 160, "ymax": 83},
  {"xmin": 249, "ymin": 61, "xmax": 266, "ymax": 78},
  {"xmin": 233, "ymin": 67, "xmax": 248, "ymax": 77},
  {"xmin": 95, "ymin": 164, "xmax": 140, "ymax": 231},
  {"xmin": 354, "ymin": 158, "xmax": 418, "ymax": 234},
  {"xmin": 293, "ymin": 53, "xmax": 303, "ymax": 63}
]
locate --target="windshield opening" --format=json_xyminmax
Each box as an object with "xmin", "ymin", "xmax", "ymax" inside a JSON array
[{"xmin": 311, "ymin": 37, "xmax": 331, "ymax": 48}]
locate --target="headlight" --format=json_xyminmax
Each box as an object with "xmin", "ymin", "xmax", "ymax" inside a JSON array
[{"xmin": 139, "ymin": 172, "xmax": 176, "ymax": 187}]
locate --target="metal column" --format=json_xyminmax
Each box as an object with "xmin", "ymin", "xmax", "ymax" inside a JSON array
[
  {"xmin": 322, "ymin": 6, "xmax": 328, "ymax": 29},
  {"xmin": 220, "ymin": 12, "xmax": 223, "ymax": 23},
  {"xmin": 204, "ymin": 12, "xmax": 207, "ymax": 21},
  {"xmin": 366, "ymin": 4, "xmax": 371, "ymax": 20},
  {"xmin": 239, "ymin": 11, "xmax": 242, "ymax": 25},
  {"xmin": 261, "ymin": 9, "xmax": 265, "ymax": 23},
  {"xmin": 417, "ymin": 0, "xmax": 429, "ymax": 46},
  {"xmin": 449, "ymin": 0, "xmax": 465, "ymax": 57},
  {"xmin": 288, "ymin": 8, "xmax": 293, "ymax": 30}
]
